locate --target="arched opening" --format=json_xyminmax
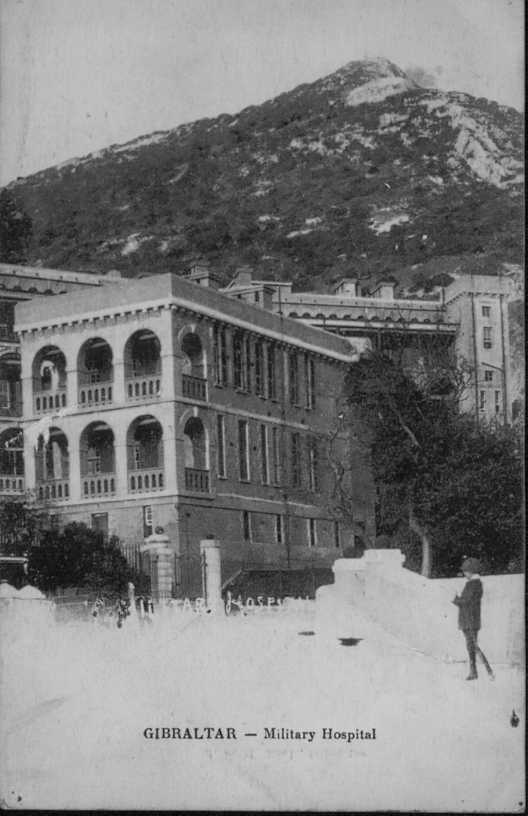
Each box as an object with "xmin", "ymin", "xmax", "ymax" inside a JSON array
[
  {"xmin": 0, "ymin": 427, "xmax": 24, "ymax": 494},
  {"xmin": 78, "ymin": 337, "xmax": 114, "ymax": 406},
  {"xmin": 124, "ymin": 330, "xmax": 161, "ymax": 401},
  {"xmin": 35, "ymin": 427, "xmax": 70, "ymax": 501},
  {"xmin": 181, "ymin": 332, "xmax": 207, "ymax": 399},
  {"xmin": 80, "ymin": 421, "xmax": 116, "ymax": 498},
  {"xmin": 0, "ymin": 352, "xmax": 22, "ymax": 417},
  {"xmin": 183, "ymin": 417, "xmax": 209, "ymax": 493},
  {"xmin": 32, "ymin": 346, "xmax": 67, "ymax": 413},
  {"xmin": 127, "ymin": 415, "xmax": 164, "ymax": 493}
]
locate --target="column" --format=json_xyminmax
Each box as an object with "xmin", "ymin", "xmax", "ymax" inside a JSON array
[
  {"xmin": 141, "ymin": 530, "xmax": 174, "ymax": 602},
  {"xmin": 200, "ymin": 538, "xmax": 223, "ymax": 612},
  {"xmin": 162, "ymin": 413, "xmax": 178, "ymax": 493},
  {"xmin": 113, "ymin": 421, "xmax": 128, "ymax": 497},
  {"xmin": 67, "ymin": 425, "xmax": 82, "ymax": 502},
  {"xmin": 112, "ymin": 358, "xmax": 126, "ymax": 405},
  {"xmin": 65, "ymin": 364, "xmax": 77, "ymax": 412},
  {"xmin": 21, "ymin": 375, "xmax": 33, "ymax": 417}
]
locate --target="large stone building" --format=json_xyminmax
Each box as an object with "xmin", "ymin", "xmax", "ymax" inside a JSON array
[
  {"xmin": 0, "ymin": 261, "xmax": 521, "ymax": 596},
  {"xmin": 223, "ymin": 266, "xmax": 521, "ymax": 426}
]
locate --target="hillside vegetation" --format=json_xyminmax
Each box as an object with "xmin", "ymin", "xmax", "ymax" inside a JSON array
[{"xmin": 5, "ymin": 58, "xmax": 523, "ymax": 291}]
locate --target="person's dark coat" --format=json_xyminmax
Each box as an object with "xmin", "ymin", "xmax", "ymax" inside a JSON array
[{"xmin": 453, "ymin": 578, "xmax": 482, "ymax": 631}]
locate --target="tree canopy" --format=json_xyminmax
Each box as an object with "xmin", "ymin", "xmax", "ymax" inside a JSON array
[
  {"xmin": 0, "ymin": 501, "xmax": 148, "ymax": 596},
  {"xmin": 0, "ymin": 190, "xmax": 33, "ymax": 263},
  {"xmin": 27, "ymin": 522, "xmax": 146, "ymax": 596},
  {"xmin": 342, "ymin": 351, "xmax": 523, "ymax": 577}
]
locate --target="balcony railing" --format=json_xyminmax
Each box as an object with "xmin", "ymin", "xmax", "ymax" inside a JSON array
[
  {"xmin": 35, "ymin": 389, "xmax": 67, "ymax": 414},
  {"xmin": 0, "ymin": 401, "xmax": 22, "ymax": 417},
  {"xmin": 182, "ymin": 374, "xmax": 207, "ymax": 401},
  {"xmin": 0, "ymin": 475, "xmax": 25, "ymax": 494},
  {"xmin": 184, "ymin": 467, "xmax": 210, "ymax": 493},
  {"xmin": 82, "ymin": 475, "xmax": 116, "ymax": 498},
  {"xmin": 0, "ymin": 325, "xmax": 17, "ymax": 342},
  {"xmin": 37, "ymin": 479, "xmax": 70, "ymax": 501},
  {"xmin": 129, "ymin": 468, "xmax": 164, "ymax": 493},
  {"xmin": 126, "ymin": 377, "xmax": 161, "ymax": 401},
  {"xmin": 79, "ymin": 384, "xmax": 113, "ymax": 407}
]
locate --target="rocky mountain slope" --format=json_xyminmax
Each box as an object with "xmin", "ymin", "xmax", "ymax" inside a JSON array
[{"xmin": 5, "ymin": 58, "xmax": 523, "ymax": 291}]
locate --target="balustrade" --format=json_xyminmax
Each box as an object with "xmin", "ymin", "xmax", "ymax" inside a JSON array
[
  {"xmin": 128, "ymin": 468, "xmax": 165, "ymax": 493},
  {"xmin": 182, "ymin": 374, "xmax": 207, "ymax": 401},
  {"xmin": 82, "ymin": 475, "xmax": 116, "ymax": 498},
  {"xmin": 34, "ymin": 389, "xmax": 67, "ymax": 414},
  {"xmin": 78, "ymin": 384, "xmax": 113, "ymax": 407},
  {"xmin": 0, "ymin": 402, "xmax": 22, "ymax": 417},
  {"xmin": 184, "ymin": 467, "xmax": 210, "ymax": 493},
  {"xmin": 125, "ymin": 377, "xmax": 161, "ymax": 401},
  {"xmin": 37, "ymin": 479, "xmax": 70, "ymax": 501},
  {"xmin": 0, "ymin": 475, "xmax": 25, "ymax": 494}
]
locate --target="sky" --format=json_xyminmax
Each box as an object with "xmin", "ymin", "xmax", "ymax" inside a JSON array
[{"xmin": 0, "ymin": 0, "xmax": 524, "ymax": 185}]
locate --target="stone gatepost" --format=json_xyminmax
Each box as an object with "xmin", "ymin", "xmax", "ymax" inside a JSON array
[
  {"xmin": 200, "ymin": 538, "xmax": 222, "ymax": 613},
  {"xmin": 140, "ymin": 527, "xmax": 174, "ymax": 603}
]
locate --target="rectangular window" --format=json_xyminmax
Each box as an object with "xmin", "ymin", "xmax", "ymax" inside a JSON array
[
  {"xmin": 479, "ymin": 390, "xmax": 486, "ymax": 410},
  {"xmin": 275, "ymin": 514, "xmax": 284, "ymax": 545},
  {"xmin": 233, "ymin": 332, "xmax": 243, "ymax": 389},
  {"xmin": 88, "ymin": 450, "xmax": 102, "ymax": 474},
  {"xmin": 305, "ymin": 356, "xmax": 315, "ymax": 409},
  {"xmin": 308, "ymin": 518, "xmax": 317, "ymax": 548},
  {"xmin": 213, "ymin": 326, "xmax": 228, "ymax": 386},
  {"xmin": 483, "ymin": 326, "xmax": 493, "ymax": 349},
  {"xmin": 271, "ymin": 426, "xmax": 281, "ymax": 485},
  {"xmin": 291, "ymin": 432, "xmax": 301, "ymax": 487},
  {"xmin": 255, "ymin": 341, "xmax": 264, "ymax": 396},
  {"xmin": 484, "ymin": 370, "xmax": 493, "ymax": 382},
  {"xmin": 259, "ymin": 424, "xmax": 269, "ymax": 484},
  {"xmin": 91, "ymin": 512, "xmax": 109, "ymax": 542},
  {"xmin": 242, "ymin": 510, "xmax": 251, "ymax": 543},
  {"xmin": 308, "ymin": 438, "xmax": 319, "ymax": 491},
  {"xmin": 238, "ymin": 420, "xmax": 250, "ymax": 481},
  {"xmin": 0, "ymin": 380, "xmax": 9, "ymax": 409},
  {"xmin": 143, "ymin": 506, "xmax": 153, "ymax": 538},
  {"xmin": 289, "ymin": 351, "xmax": 299, "ymax": 405},
  {"xmin": 267, "ymin": 344, "xmax": 277, "ymax": 400},
  {"xmin": 495, "ymin": 390, "xmax": 501, "ymax": 414},
  {"xmin": 216, "ymin": 415, "xmax": 226, "ymax": 478},
  {"xmin": 334, "ymin": 521, "xmax": 340, "ymax": 549},
  {"xmin": 244, "ymin": 336, "xmax": 251, "ymax": 392},
  {"xmin": 482, "ymin": 305, "xmax": 491, "ymax": 317}
]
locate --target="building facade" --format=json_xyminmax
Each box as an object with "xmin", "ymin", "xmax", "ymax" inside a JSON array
[
  {"xmin": 223, "ymin": 268, "xmax": 521, "ymax": 425},
  {"xmin": 1, "ymin": 260, "xmax": 521, "ymax": 596},
  {"xmin": 9, "ymin": 271, "xmax": 373, "ymax": 596}
]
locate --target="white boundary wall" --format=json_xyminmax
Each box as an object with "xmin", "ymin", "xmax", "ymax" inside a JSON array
[{"xmin": 315, "ymin": 551, "xmax": 524, "ymax": 664}]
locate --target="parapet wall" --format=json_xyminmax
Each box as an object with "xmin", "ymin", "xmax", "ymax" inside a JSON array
[{"xmin": 316, "ymin": 550, "xmax": 524, "ymax": 664}]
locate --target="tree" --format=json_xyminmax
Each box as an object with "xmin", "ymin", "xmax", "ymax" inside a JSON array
[
  {"xmin": 27, "ymin": 522, "xmax": 148, "ymax": 597},
  {"xmin": 0, "ymin": 499, "xmax": 49, "ymax": 557},
  {"xmin": 338, "ymin": 350, "xmax": 523, "ymax": 577},
  {"xmin": 0, "ymin": 501, "xmax": 148, "ymax": 597},
  {"xmin": 0, "ymin": 189, "xmax": 33, "ymax": 263}
]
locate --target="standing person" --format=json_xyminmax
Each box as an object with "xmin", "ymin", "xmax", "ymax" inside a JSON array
[{"xmin": 452, "ymin": 557, "xmax": 494, "ymax": 681}]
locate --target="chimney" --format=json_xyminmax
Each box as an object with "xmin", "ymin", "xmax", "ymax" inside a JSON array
[
  {"xmin": 371, "ymin": 280, "xmax": 396, "ymax": 300},
  {"xmin": 188, "ymin": 263, "xmax": 221, "ymax": 289},
  {"xmin": 233, "ymin": 265, "xmax": 254, "ymax": 286},
  {"xmin": 332, "ymin": 277, "xmax": 359, "ymax": 297}
]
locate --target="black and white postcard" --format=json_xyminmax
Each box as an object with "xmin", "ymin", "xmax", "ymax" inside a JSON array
[{"xmin": 0, "ymin": 0, "xmax": 524, "ymax": 811}]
